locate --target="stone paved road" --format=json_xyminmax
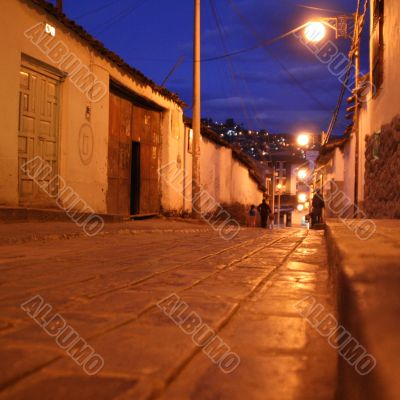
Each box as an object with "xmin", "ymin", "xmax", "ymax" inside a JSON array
[{"xmin": 0, "ymin": 228, "xmax": 337, "ymax": 400}]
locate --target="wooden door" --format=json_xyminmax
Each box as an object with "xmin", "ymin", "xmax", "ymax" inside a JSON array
[
  {"xmin": 107, "ymin": 92, "xmax": 132, "ymax": 215},
  {"xmin": 107, "ymin": 88, "xmax": 162, "ymax": 215},
  {"xmin": 131, "ymin": 106, "xmax": 161, "ymax": 214},
  {"xmin": 18, "ymin": 65, "xmax": 59, "ymax": 206}
]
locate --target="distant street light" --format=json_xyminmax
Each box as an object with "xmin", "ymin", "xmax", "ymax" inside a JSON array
[
  {"xmin": 296, "ymin": 133, "xmax": 311, "ymax": 147},
  {"xmin": 297, "ymin": 204, "xmax": 304, "ymax": 212},
  {"xmin": 298, "ymin": 193, "xmax": 307, "ymax": 203},
  {"xmin": 298, "ymin": 168, "xmax": 308, "ymax": 180},
  {"xmin": 304, "ymin": 21, "xmax": 326, "ymax": 42}
]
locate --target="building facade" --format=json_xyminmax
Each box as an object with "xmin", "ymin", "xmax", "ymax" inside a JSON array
[
  {"xmin": 357, "ymin": 0, "xmax": 400, "ymax": 218},
  {"xmin": 0, "ymin": 0, "xmax": 264, "ymax": 220},
  {"xmin": 318, "ymin": 0, "xmax": 399, "ymax": 219},
  {"xmin": 0, "ymin": 0, "xmax": 188, "ymax": 216}
]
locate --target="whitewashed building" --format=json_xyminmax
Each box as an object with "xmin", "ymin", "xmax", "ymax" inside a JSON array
[
  {"xmin": 0, "ymin": 0, "xmax": 264, "ymax": 219},
  {"xmin": 318, "ymin": 0, "xmax": 400, "ymax": 218}
]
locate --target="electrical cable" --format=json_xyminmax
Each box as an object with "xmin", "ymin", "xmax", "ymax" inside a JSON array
[
  {"xmin": 208, "ymin": 0, "xmax": 253, "ymax": 128},
  {"xmin": 225, "ymin": 0, "xmax": 331, "ymax": 112},
  {"xmin": 280, "ymin": 0, "xmax": 348, "ymax": 15},
  {"xmin": 92, "ymin": 0, "xmax": 152, "ymax": 35},
  {"xmin": 72, "ymin": 0, "xmax": 130, "ymax": 20},
  {"xmin": 201, "ymin": 23, "xmax": 308, "ymax": 62},
  {"xmin": 322, "ymin": 0, "xmax": 369, "ymax": 145},
  {"xmin": 210, "ymin": 1, "xmax": 280, "ymax": 176}
]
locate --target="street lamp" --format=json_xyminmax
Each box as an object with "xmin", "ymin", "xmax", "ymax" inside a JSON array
[
  {"xmin": 304, "ymin": 22, "xmax": 326, "ymax": 42},
  {"xmin": 298, "ymin": 192, "xmax": 307, "ymax": 203},
  {"xmin": 304, "ymin": 16, "xmax": 354, "ymax": 42},
  {"xmin": 297, "ymin": 168, "xmax": 308, "ymax": 180},
  {"xmin": 296, "ymin": 133, "xmax": 311, "ymax": 147}
]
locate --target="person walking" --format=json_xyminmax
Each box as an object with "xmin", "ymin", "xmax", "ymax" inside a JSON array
[
  {"xmin": 312, "ymin": 189, "xmax": 325, "ymax": 225},
  {"xmin": 257, "ymin": 199, "xmax": 271, "ymax": 229},
  {"xmin": 248, "ymin": 205, "xmax": 257, "ymax": 227}
]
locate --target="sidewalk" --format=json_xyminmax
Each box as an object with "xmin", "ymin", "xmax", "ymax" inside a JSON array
[
  {"xmin": 0, "ymin": 218, "xmax": 211, "ymax": 246},
  {"xmin": 326, "ymin": 219, "xmax": 400, "ymax": 400}
]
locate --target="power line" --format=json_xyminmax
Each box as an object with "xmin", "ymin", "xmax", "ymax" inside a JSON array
[
  {"xmin": 93, "ymin": 0, "xmax": 152, "ymax": 35},
  {"xmin": 281, "ymin": 0, "xmax": 348, "ymax": 15},
  {"xmin": 161, "ymin": 55, "xmax": 185, "ymax": 86},
  {"xmin": 323, "ymin": 0, "xmax": 369, "ymax": 145},
  {"xmin": 201, "ymin": 23, "xmax": 307, "ymax": 62},
  {"xmin": 210, "ymin": 1, "xmax": 267, "ymax": 131},
  {"xmin": 72, "ymin": 0, "xmax": 130, "ymax": 20},
  {"xmin": 208, "ymin": 0, "xmax": 253, "ymax": 127},
  {"xmin": 224, "ymin": 0, "xmax": 331, "ymax": 111},
  {"xmin": 209, "ymin": 1, "xmax": 287, "ymax": 169},
  {"xmin": 323, "ymin": 58, "xmax": 353, "ymax": 145}
]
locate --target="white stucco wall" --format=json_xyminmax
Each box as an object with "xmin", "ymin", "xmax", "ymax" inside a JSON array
[
  {"xmin": 343, "ymin": 138, "xmax": 356, "ymax": 206},
  {"xmin": 159, "ymin": 108, "xmax": 188, "ymax": 212},
  {"xmin": 231, "ymin": 159, "xmax": 262, "ymax": 206},
  {"xmin": 200, "ymin": 137, "xmax": 263, "ymax": 209},
  {"xmin": 200, "ymin": 137, "xmax": 232, "ymax": 206},
  {"xmin": 0, "ymin": 0, "xmax": 186, "ymax": 213},
  {"xmin": 326, "ymin": 147, "xmax": 345, "ymax": 184},
  {"xmin": 157, "ymin": 132, "xmax": 264, "ymax": 215}
]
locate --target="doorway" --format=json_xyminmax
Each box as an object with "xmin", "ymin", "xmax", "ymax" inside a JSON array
[
  {"xmin": 18, "ymin": 64, "xmax": 60, "ymax": 206},
  {"xmin": 130, "ymin": 142, "xmax": 140, "ymax": 215},
  {"xmin": 107, "ymin": 86, "xmax": 161, "ymax": 215}
]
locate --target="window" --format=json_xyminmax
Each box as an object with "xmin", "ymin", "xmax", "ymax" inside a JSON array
[
  {"xmin": 372, "ymin": 0, "xmax": 384, "ymax": 93},
  {"xmin": 277, "ymin": 162, "xmax": 287, "ymax": 177}
]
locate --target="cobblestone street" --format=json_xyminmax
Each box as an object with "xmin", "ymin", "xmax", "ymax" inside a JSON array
[{"xmin": 0, "ymin": 227, "xmax": 336, "ymax": 399}]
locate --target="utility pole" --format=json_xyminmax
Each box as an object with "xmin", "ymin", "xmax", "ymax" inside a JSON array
[
  {"xmin": 353, "ymin": 11, "xmax": 361, "ymax": 217},
  {"xmin": 192, "ymin": 0, "xmax": 201, "ymax": 218},
  {"xmin": 277, "ymin": 186, "xmax": 281, "ymax": 229},
  {"xmin": 271, "ymin": 163, "xmax": 276, "ymax": 229},
  {"xmin": 56, "ymin": 0, "xmax": 63, "ymax": 14}
]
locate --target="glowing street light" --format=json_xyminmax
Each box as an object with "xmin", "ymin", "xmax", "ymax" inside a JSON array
[
  {"xmin": 297, "ymin": 204, "xmax": 304, "ymax": 212},
  {"xmin": 298, "ymin": 193, "xmax": 307, "ymax": 203},
  {"xmin": 304, "ymin": 21, "xmax": 327, "ymax": 42},
  {"xmin": 296, "ymin": 133, "xmax": 311, "ymax": 147},
  {"xmin": 298, "ymin": 168, "xmax": 308, "ymax": 180}
]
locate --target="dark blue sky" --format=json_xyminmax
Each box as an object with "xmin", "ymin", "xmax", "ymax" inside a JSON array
[{"xmin": 56, "ymin": 0, "xmax": 369, "ymax": 135}]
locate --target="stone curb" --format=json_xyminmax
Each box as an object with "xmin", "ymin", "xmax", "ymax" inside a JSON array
[{"xmin": 325, "ymin": 221, "xmax": 397, "ymax": 400}]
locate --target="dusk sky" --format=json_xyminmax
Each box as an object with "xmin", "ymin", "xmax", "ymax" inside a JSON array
[{"xmin": 56, "ymin": 0, "xmax": 369, "ymax": 135}]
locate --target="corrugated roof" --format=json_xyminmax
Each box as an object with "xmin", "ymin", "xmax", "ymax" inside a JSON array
[{"xmin": 23, "ymin": 0, "xmax": 186, "ymax": 107}]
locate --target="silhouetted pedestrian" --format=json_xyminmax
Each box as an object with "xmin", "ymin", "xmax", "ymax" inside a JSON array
[
  {"xmin": 248, "ymin": 205, "xmax": 257, "ymax": 227},
  {"xmin": 312, "ymin": 189, "xmax": 325, "ymax": 225},
  {"xmin": 258, "ymin": 199, "xmax": 271, "ymax": 229}
]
